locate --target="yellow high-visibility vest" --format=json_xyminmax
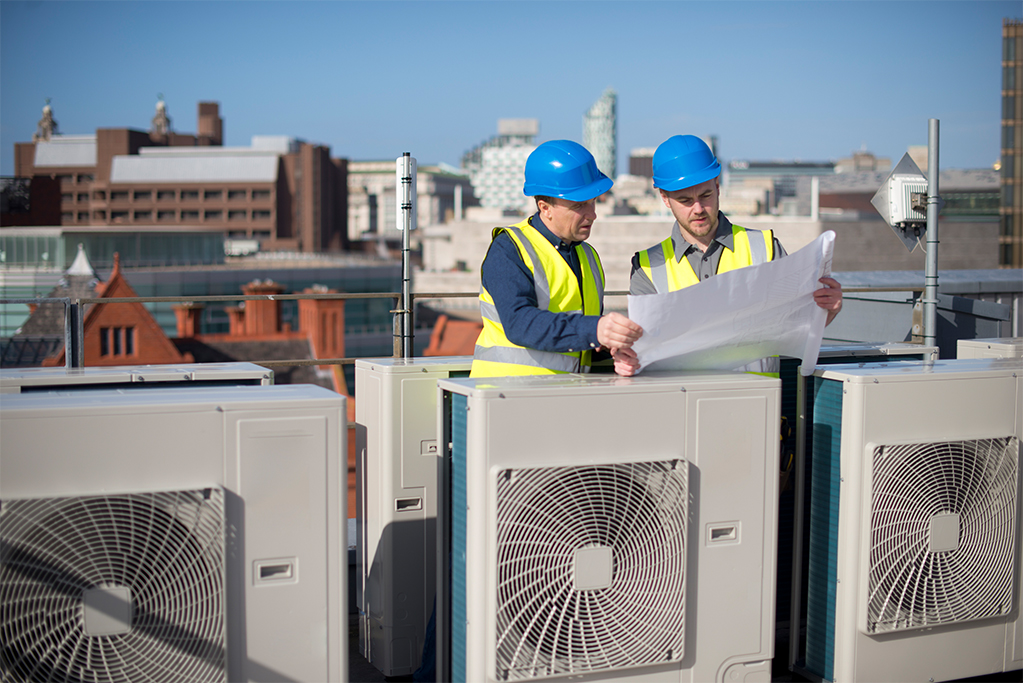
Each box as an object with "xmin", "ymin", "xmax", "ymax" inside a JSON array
[
  {"xmin": 637, "ymin": 222, "xmax": 774, "ymax": 291},
  {"xmin": 471, "ymin": 218, "xmax": 604, "ymax": 378},
  {"xmin": 637, "ymin": 223, "xmax": 779, "ymax": 376}
]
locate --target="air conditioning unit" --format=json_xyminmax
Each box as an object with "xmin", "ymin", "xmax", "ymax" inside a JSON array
[
  {"xmin": 436, "ymin": 371, "xmax": 781, "ymax": 683},
  {"xmin": 957, "ymin": 337, "xmax": 1023, "ymax": 359},
  {"xmin": 0, "ymin": 362, "xmax": 273, "ymax": 394},
  {"xmin": 803, "ymin": 358, "xmax": 1022, "ymax": 682},
  {"xmin": 354, "ymin": 356, "xmax": 472, "ymax": 676},
  {"xmin": 777, "ymin": 344, "xmax": 938, "ymax": 639},
  {"xmin": 0, "ymin": 384, "xmax": 347, "ymax": 683}
]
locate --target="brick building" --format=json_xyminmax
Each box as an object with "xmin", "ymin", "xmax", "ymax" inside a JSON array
[
  {"xmin": 8, "ymin": 246, "xmax": 192, "ymax": 368},
  {"xmin": 9, "ymin": 99, "xmax": 348, "ymax": 253}
]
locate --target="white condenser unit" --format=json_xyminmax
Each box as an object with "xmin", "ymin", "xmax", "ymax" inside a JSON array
[
  {"xmin": 0, "ymin": 362, "xmax": 273, "ymax": 393},
  {"xmin": 354, "ymin": 356, "xmax": 472, "ymax": 676},
  {"xmin": 0, "ymin": 383, "xmax": 347, "ymax": 683},
  {"xmin": 436, "ymin": 371, "xmax": 781, "ymax": 683},
  {"xmin": 957, "ymin": 337, "xmax": 1023, "ymax": 359},
  {"xmin": 804, "ymin": 358, "xmax": 1023, "ymax": 682}
]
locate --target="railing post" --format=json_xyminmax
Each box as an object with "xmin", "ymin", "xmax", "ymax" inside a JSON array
[{"xmin": 65, "ymin": 299, "xmax": 84, "ymax": 369}]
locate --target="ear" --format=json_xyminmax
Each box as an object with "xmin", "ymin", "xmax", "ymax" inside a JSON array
[{"xmin": 659, "ymin": 190, "xmax": 671, "ymax": 209}]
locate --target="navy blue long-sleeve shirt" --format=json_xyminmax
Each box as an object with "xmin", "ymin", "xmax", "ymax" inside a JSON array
[{"xmin": 479, "ymin": 213, "xmax": 602, "ymax": 354}]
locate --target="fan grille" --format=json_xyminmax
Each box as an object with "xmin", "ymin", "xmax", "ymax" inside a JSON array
[
  {"xmin": 495, "ymin": 460, "xmax": 687, "ymax": 680},
  {"xmin": 1, "ymin": 489, "xmax": 227, "ymax": 682},
  {"xmin": 868, "ymin": 437, "xmax": 1018, "ymax": 633}
]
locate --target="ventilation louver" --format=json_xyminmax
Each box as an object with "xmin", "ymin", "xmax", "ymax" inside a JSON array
[
  {"xmin": 494, "ymin": 460, "xmax": 687, "ymax": 680},
  {"xmin": 867, "ymin": 437, "xmax": 1019, "ymax": 634},
  {"xmin": 1, "ymin": 488, "xmax": 226, "ymax": 682}
]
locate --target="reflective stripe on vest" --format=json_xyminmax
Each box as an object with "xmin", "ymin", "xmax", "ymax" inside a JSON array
[
  {"xmin": 472, "ymin": 219, "xmax": 604, "ymax": 377},
  {"xmin": 639, "ymin": 223, "xmax": 774, "ymax": 293}
]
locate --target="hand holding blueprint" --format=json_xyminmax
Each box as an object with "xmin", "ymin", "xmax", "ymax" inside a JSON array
[{"xmin": 627, "ymin": 230, "xmax": 835, "ymax": 376}]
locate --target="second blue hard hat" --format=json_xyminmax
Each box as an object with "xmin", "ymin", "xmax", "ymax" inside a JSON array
[
  {"xmin": 652, "ymin": 135, "xmax": 721, "ymax": 191},
  {"xmin": 523, "ymin": 140, "xmax": 612, "ymax": 201}
]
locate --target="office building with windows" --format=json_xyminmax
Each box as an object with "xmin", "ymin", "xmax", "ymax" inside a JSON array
[
  {"xmin": 583, "ymin": 88, "xmax": 617, "ymax": 180},
  {"xmin": 9, "ymin": 99, "xmax": 348, "ymax": 254},
  {"xmin": 461, "ymin": 119, "xmax": 538, "ymax": 214}
]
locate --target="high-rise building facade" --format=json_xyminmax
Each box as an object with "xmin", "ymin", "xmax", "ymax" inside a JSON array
[
  {"xmin": 9, "ymin": 100, "xmax": 348, "ymax": 253},
  {"xmin": 461, "ymin": 119, "xmax": 538, "ymax": 213},
  {"xmin": 583, "ymin": 88, "xmax": 617, "ymax": 180},
  {"xmin": 1000, "ymin": 18, "xmax": 1022, "ymax": 268}
]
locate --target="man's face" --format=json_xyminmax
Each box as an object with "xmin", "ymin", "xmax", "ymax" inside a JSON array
[
  {"xmin": 539, "ymin": 196, "xmax": 599, "ymax": 244},
  {"xmin": 660, "ymin": 178, "xmax": 721, "ymax": 244}
]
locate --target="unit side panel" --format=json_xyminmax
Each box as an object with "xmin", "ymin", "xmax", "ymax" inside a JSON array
[
  {"xmin": 230, "ymin": 411, "xmax": 344, "ymax": 683},
  {"xmin": 687, "ymin": 391, "xmax": 779, "ymax": 681}
]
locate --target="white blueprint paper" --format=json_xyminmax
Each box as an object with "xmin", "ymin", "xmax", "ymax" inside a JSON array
[{"xmin": 628, "ymin": 230, "xmax": 835, "ymax": 376}]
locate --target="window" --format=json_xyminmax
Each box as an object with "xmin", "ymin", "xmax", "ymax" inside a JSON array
[
  {"xmin": 134, "ymin": 210, "xmax": 152, "ymax": 221},
  {"xmin": 157, "ymin": 190, "xmax": 176, "ymax": 201},
  {"xmin": 93, "ymin": 210, "xmax": 106, "ymax": 220},
  {"xmin": 252, "ymin": 189, "xmax": 271, "ymax": 201},
  {"xmin": 204, "ymin": 210, "xmax": 222, "ymax": 220},
  {"xmin": 157, "ymin": 210, "xmax": 176, "ymax": 221},
  {"xmin": 228, "ymin": 210, "xmax": 247, "ymax": 221},
  {"xmin": 62, "ymin": 193, "xmax": 73, "ymax": 203},
  {"xmin": 76, "ymin": 173, "xmax": 94, "ymax": 183},
  {"xmin": 181, "ymin": 190, "xmax": 199, "ymax": 200},
  {"xmin": 111, "ymin": 210, "xmax": 128, "ymax": 221},
  {"xmin": 61, "ymin": 211, "xmax": 73, "ymax": 222},
  {"xmin": 100, "ymin": 327, "xmax": 136, "ymax": 357},
  {"xmin": 77, "ymin": 212, "xmax": 89, "ymax": 222},
  {"xmin": 252, "ymin": 210, "xmax": 271, "ymax": 220},
  {"xmin": 181, "ymin": 210, "xmax": 199, "ymax": 220},
  {"xmin": 93, "ymin": 190, "xmax": 106, "ymax": 201},
  {"xmin": 204, "ymin": 190, "xmax": 222, "ymax": 200},
  {"xmin": 77, "ymin": 193, "xmax": 89, "ymax": 202},
  {"xmin": 228, "ymin": 189, "xmax": 247, "ymax": 201},
  {"xmin": 57, "ymin": 175, "xmax": 72, "ymax": 185},
  {"xmin": 133, "ymin": 190, "xmax": 151, "ymax": 201},
  {"xmin": 110, "ymin": 191, "xmax": 129, "ymax": 202}
]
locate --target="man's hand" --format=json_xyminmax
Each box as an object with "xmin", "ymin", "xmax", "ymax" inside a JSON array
[
  {"xmin": 597, "ymin": 312, "xmax": 643, "ymax": 351},
  {"xmin": 814, "ymin": 276, "xmax": 843, "ymax": 326},
  {"xmin": 612, "ymin": 348, "xmax": 640, "ymax": 377}
]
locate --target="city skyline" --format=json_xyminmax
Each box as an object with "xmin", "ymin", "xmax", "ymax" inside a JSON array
[{"xmin": 1, "ymin": 1, "xmax": 1019, "ymax": 177}]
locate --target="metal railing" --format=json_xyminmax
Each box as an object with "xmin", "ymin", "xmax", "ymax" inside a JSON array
[{"xmin": 1, "ymin": 286, "xmax": 929, "ymax": 371}]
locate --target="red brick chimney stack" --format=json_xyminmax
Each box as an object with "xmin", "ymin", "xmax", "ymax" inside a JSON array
[{"xmin": 241, "ymin": 279, "xmax": 285, "ymax": 336}]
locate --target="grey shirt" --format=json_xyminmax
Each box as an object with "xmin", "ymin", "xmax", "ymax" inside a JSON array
[{"xmin": 629, "ymin": 212, "xmax": 787, "ymax": 295}]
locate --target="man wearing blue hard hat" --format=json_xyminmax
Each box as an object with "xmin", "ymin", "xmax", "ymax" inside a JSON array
[
  {"xmin": 470, "ymin": 140, "xmax": 644, "ymax": 378},
  {"xmin": 629, "ymin": 135, "xmax": 843, "ymax": 374}
]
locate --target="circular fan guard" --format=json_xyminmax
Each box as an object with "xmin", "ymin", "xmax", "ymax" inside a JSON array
[
  {"xmin": 868, "ymin": 437, "xmax": 1018, "ymax": 633},
  {"xmin": 495, "ymin": 460, "xmax": 687, "ymax": 680},
  {"xmin": 1, "ymin": 489, "xmax": 226, "ymax": 682}
]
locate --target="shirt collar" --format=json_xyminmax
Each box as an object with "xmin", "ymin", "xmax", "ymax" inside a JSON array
[
  {"xmin": 670, "ymin": 211, "xmax": 735, "ymax": 262},
  {"xmin": 530, "ymin": 212, "xmax": 578, "ymax": 250}
]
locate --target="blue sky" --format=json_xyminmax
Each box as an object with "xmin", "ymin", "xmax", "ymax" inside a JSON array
[{"xmin": 1, "ymin": 1, "xmax": 1019, "ymax": 176}]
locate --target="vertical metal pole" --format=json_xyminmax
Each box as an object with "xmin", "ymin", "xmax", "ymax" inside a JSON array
[
  {"xmin": 789, "ymin": 372, "xmax": 808, "ymax": 670},
  {"xmin": 398, "ymin": 153, "xmax": 416, "ymax": 358},
  {"xmin": 924, "ymin": 119, "xmax": 940, "ymax": 349},
  {"xmin": 65, "ymin": 299, "xmax": 84, "ymax": 369}
]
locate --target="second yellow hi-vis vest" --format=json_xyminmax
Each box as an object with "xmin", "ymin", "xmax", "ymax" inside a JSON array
[
  {"xmin": 471, "ymin": 219, "xmax": 605, "ymax": 377},
  {"xmin": 637, "ymin": 223, "xmax": 779, "ymax": 376},
  {"xmin": 637, "ymin": 222, "xmax": 774, "ymax": 292}
]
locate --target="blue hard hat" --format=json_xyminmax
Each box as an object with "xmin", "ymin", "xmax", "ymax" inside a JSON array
[
  {"xmin": 652, "ymin": 135, "xmax": 721, "ymax": 191},
  {"xmin": 523, "ymin": 140, "xmax": 613, "ymax": 201}
]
